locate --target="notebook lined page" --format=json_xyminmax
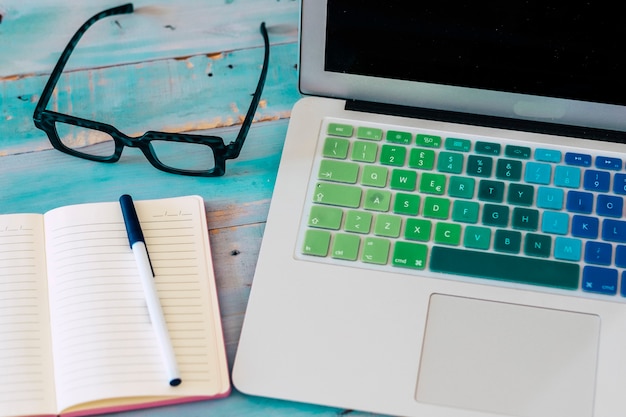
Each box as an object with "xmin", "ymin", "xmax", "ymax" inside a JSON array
[
  {"xmin": 43, "ymin": 197, "xmax": 227, "ymax": 413},
  {"xmin": 0, "ymin": 214, "xmax": 57, "ymax": 417}
]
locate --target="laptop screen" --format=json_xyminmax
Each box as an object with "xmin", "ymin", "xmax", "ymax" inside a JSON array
[
  {"xmin": 325, "ymin": 1, "xmax": 625, "ymax": 107},
  {"xmin": 300, "ymin": 1, "xmax": 626, "ymax": 134}
]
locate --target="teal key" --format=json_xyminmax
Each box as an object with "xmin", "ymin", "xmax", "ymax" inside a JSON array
[
  {"xmin": 542, "ymin": 211, "xmax": 569, "ymax": 235},
  {"xmin": 554, "ymin": 166, "xmax": 581, "ymax": 188},
  {"xmin": 494, "ymin": 230, "xmax": 522, "ymax": 253},
  {"xmin": 535, "ymin": 148, "xmax": 562, "ymax": 163},
  {"xmin": 445, "ymin": 137, "xmax": 471, "ymax": 152},
  {"xmin": 448, "ymin": 176, "xmax": 475, "ymax": 199},
  {"xmin": 464, "ymin": 226, "xmax": 491, "ymax": 250},
  {"xmin": 437, "ymin": 151, "xmax": 464, "ymax": 174},
  {"xmin": 313, "ymin": 182, "xmax": 362, "ymax": 207},
  {"xmin": 554, "ymin": 237, "xmax": 582, "ymax": 261},
  {"xmin": 452, "ymin": 200, "xmax": 479, "ymax": 223},
  {"xmin": 308, "ymin": 205, "xmax": 343, "ymax": 229},
  {"xmin": 537, "ymin": 186, "xmax": 564, "ymax": 210},
  {"xmin": 525, "ymin": 162, "xmax": 552, "ymax": 185},
  {"xmin": 524, "ymin": 233, "xmax": 552, "ymax": 257},
  {"xmin": 318, "ymin": 159, "xmax": 359, "ymax": 183}
]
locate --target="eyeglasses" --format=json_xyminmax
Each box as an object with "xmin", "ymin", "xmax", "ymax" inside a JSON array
[{"xmin": 33, "ymin": 3, "xmax": 269, "ymax": 177}]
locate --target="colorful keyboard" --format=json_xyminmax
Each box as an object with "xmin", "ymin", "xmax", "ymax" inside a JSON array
[{"xmin": 298, "ymin": 118, "xmax": 626, "ymax": 299}]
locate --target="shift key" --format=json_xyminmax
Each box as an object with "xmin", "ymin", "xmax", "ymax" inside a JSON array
[{"xmin": 313, "ymin": 182, "xmax": 362, "ymax": 208}]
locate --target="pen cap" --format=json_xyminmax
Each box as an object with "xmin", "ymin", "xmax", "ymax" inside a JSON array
[{"xmin": 119, "ymin": 194, "xmax": 146, "ymax": 246}]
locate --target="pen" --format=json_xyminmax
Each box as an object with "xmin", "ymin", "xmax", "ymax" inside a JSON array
[{"xmin": 119, "ymin": 194, "xmax": 182, "ymax": 387}]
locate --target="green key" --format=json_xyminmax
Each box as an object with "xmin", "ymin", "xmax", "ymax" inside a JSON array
[
  {"xmin": 423, "ymin": 197, "xmax": 450, "ymax": 220},
  {"xmin": 409, "ymin": 148, "xmax": 435, "ymax": 170},
  {"xmin": 362, "ymin": 237, "xmax": 391, "ymax": 264},
  {"xmin": 345, "ymin": 210, "xmax": 373, "ymax": 233},
  {"xmin": 328, "ymin": 123, "xmax": 354, "ymax": 137},
  {"xmin": 390, "ymin": 169, "xmax": 417, "ymax": 191},
  {"xmin": 362, "ymin": 165, "xmax": 388, "ymax": 187},
  {"xmin": 363, "ymin": 189, "xmax": 392, "ymax": 211},
  {"xmin": 452, "ymin": 200, "xmax": 479, "ymax": 223},
  {"xmin": 437, "ymin": 151, "xmax": 464, "ymax": 174},
  {"xmin": 318, "ymin": 159, "xmax": 359, "ymax": 183},
  {"xmin": 313, "ymin": 182, "xmax": 362, "ymax": 207},
  {"xmin": 445, "ymin": 137, "xmax": 471, "ymax": 152},
  {"xmin": 435, "ymin": 222, "xmax": 462, "ymax": 245},
  {"xmin": 374, "ymin": 214, "xmax": 402, "ymax": 238},
  {"xmin": 448, "ymin": 176, "xmax": 475, "ymax": 199},
  {"xmin": 380, "ymin": 145, "xmax": 407, "ymax": 166},
  {"xmin": 302, "ymin": 229, "xmax": 331, "ymax": 256},
  {"xmin": 392, "ymin": 241, "xmax": 428, "ymax": 270},
  {"xmin": 386, "ymin": 130, "xmax": 412, "ymax": 144},
  {"xmin": 331, "ymin": 233, "xmax": 361, "ymax": 261},
  {"xmin": 394, "ymin": 193, "xmax": 420, "ymax": 216},
  {"xmin": 464, "ymin": 226, "xmax": 491, "ymax": 250},
  {"xmin": 351, "ymin": 141, "xmax": 378, "ymax": 163},
  {"xmin": 357, "ymin": 127, "xmax": 383, "ymax": 141},
  {"xmin": 308, "ymin": 205, "xmax": 343, "ymax": 229},
  {"xmin": 405, "ymin": 218, "xmax": 432, "ymax": 241},
  {"xmin": 323, "ymin": 137, "xmax": 350, "ymax": 159},
  {"xmin": 416, "ymin": 134, "xmax": 442, "ymax": 148},
  {"xmin": 420, "ymin": 172, "xmax": 446, "ymax": 194}
]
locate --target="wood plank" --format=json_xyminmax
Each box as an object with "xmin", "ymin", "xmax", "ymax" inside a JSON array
[
  {"xmin": 0, "ymin": 0, "xmax": 299, "ymax": 78},
  {"xmin": 1, "ymin": 42, "xmax": 301, "ymax": 155}
]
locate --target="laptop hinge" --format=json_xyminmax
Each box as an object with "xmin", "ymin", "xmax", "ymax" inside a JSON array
[{"xmin": 345, "ymin": 99, "xmax": 626, "ymax": 144}]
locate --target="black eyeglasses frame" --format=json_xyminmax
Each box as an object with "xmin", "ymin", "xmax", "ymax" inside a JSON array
[{"xmin": 32, "ymin": 3, "xmax": 270, "ymax": 177}]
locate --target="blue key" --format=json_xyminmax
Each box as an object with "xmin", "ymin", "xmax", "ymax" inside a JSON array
[
  {"xmin": 616, "ymin": 245, "xmax": 626, "ymax": 268},
  {"xmin": 583, "ymin": 170, "xmax": 610, "ymax": 192},
  {"xmin": 583, "ymin": 266, "xmax": 618, "ymax": 295},
  {"xmin": 571, "ymin": 215, "xmax": 599, "ymax": 239},
  {"xmin": 525, "ymin": 162, "xmax": 552, "ymax": 184},
  {"xmin": 622, "ymin": 272, "xmax": 626, "ymax": 297},
  {"xmin": 566, "ymin": 191, "xmax": 593, "ymax": 213},
  {"xmin": 542, "ymin": 211, "xmax": 569, "ymax": 235},
  {"xmin": 554, "ymin": 237, "xmax": 582, "ymax": 261},
  {"xmin": 614, "ymin": 174, "xmax": 626, "ymax": 195},
  {"xmin": 565, "ymin": 152, "xmax": 592, "ymax": 167},
  {"xmin": 554, "ymin": 166, "xmax": 581, "ymax": 188},
  {"xmin": 597, "ymin": 195, "xmax": 623, "ymax": 218},
  {"xmin": 602, "ymin": 219, "xmax": 626, "ymax": 243},
  {"xmin": 596, "ymin": 156, "xmax": 622, "ymax": 170},
  {"xmin": 584, "ymin": 241, "xmax": 613, "ymax": 265},
  {"xmin": 535, "ymin": 148, "xmax": 562, "ymax": 163},
  {"xmin": 537, "ymin": 187, "xmax": 563, "ymax": 210}
]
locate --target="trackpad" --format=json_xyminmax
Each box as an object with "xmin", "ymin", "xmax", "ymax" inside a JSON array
[{"xmin": 416, "ymin": 294, "xmax": 600, "ymax": 417}]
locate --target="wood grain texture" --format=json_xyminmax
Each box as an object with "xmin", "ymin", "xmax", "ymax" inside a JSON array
[{"xmin": 0, "ymin": 1, "xmax": 390, "ymax": 415}]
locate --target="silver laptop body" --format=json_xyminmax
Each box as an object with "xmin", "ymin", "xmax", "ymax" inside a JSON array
[{"xmin": 234, "ymin": 2, "xmax": 626, "ymax": 416}]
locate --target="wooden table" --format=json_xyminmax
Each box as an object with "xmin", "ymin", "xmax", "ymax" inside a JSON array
[{"xmin": 1, "ymin": 1, "xmax": 383, "ymax": 416}]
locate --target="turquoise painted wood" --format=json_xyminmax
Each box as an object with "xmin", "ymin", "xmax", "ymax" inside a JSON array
[{"xmin": 0, "ymin": 1, "xmax": 389, "ymax": 416}]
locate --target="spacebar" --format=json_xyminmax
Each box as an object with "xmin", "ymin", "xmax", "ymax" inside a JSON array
[{"xmin": 430, "ymin": 246, "xmax": 580, "ymax": 290}]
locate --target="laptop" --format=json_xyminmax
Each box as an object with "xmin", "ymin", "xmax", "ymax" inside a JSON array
[{"xmin": 233, "ymin": 2, "xmax": 626, "ymax": 416}]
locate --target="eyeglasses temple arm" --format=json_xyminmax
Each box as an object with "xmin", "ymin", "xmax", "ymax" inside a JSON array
[
  {"xmin": 224, "ymin": 22, "xmax": 270, "ymax": 160},
  {"xmin": 33, "ymin": 3, "xmax": 134, "ymax": 120}
]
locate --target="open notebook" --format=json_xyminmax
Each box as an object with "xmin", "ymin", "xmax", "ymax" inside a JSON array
[
  {"xmin": 234, "ymin": 1, "xmax": 626, "ymax": 417},
  {"xmin": 0, "ymin": 195, "xmax": 229, "ymax": 417}
]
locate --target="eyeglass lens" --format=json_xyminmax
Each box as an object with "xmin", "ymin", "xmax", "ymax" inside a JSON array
[{"xmin": 54, "ymin": 122, "xmax": 217, "ymax": 172}]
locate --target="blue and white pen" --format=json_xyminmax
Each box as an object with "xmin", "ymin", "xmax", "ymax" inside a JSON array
[{"xmin": 119, "ymin": 194, "xmax": 182, "ymax": 387}]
